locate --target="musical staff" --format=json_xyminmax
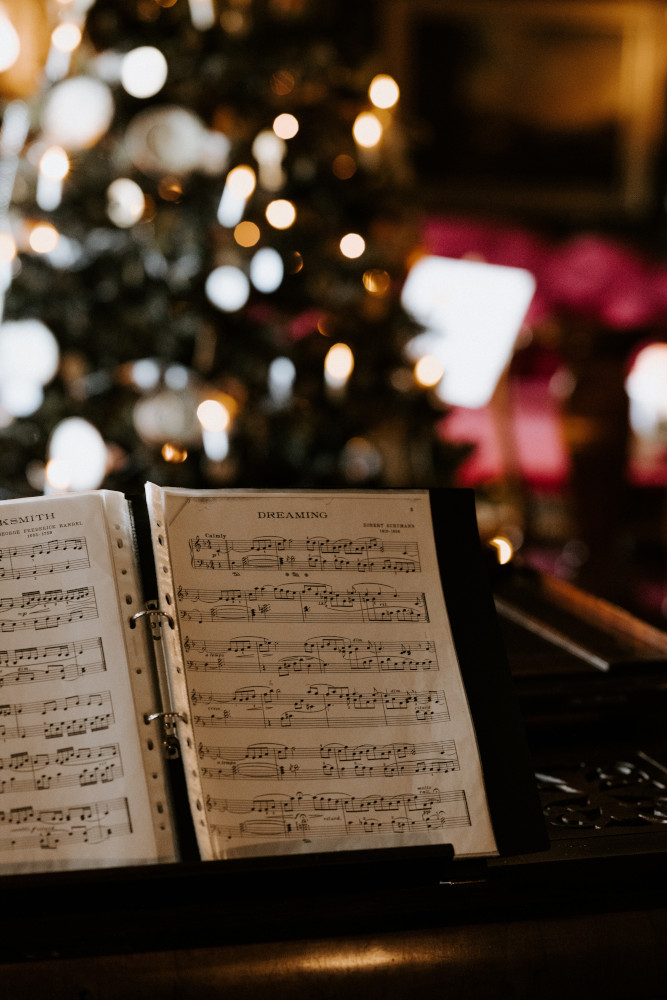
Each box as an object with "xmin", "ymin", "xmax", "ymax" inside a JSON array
[
  {"xmin": 208, "ymin": 787, "xmax": 471, "ymax": 840},
  {"xmin": 183, "ymin": 634, "xmax": 438, "ymax": 676},
  {"xmin": 0, "ymin": 637, "xmax": 106, "ymax": 688},
  {"xmin": 177, "ymin": 583, "xmax": 428, "ymax": 625},
  {"xmin": 189, "ymin": 535, "xmax": 421, "ymax": 574},
  {"xmin": 0, "ymin": 743, "xmax": 123, "ymax": 794},
  {"xmin": 0, "ymin": 537, "xmax": 88, "ymax": 582},
  {"xmin": 0, "ymin": 586, "xmax": 98, "ymax": 633},
  {"xmin": 0, "ymin": 690, "xmax": 114, "ymax": 741},
  {"xmin": 0, "ymin": 796, "xmax": 132, "ymax": 852},
  {"xmin": 198, "ymin": 739, "xmax": 459, "ymax": 780},
  {"xmin": 192, "ymin": 684, "xmax": 448, "ymax": 729}
]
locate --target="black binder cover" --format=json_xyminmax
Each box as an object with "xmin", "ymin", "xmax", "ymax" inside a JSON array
[{"xmin": 429, "ymin": 488, "xmax": 548, "ymax": 857}]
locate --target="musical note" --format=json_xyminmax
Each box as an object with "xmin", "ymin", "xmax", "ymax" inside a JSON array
[
  {"xmin": 188, "ymin": 535, "xmax": 421, "ymax": 574},
  {"xmin": 0, "ymin": 743, "xmax": 123, "ymax": 794},
  {"xmin": 182, "ymin": 633, "xmax": 438, "ymax": 676},
  {"xmin": 198, "ymin": 739, "xmax": 459, "ymax": 780},
  {"xmin": 0, "ymin": 637, "xmax": 106, "ymax": 688},
  {"xmin": 0, "ymin": 796, "xmax": 132, "ymax": 853},
  {"xmin": 208, "ymin": 787, "xmax": 470, "ymax": 840},
  {"xmin": 0, "ymin": 537, "xmax": 89, "ymax": 583},
  {"xmin": 0, "ymin": 586, "xmax": 98, "ymax": 633},
  {"xmin": 191, "ymin": 685, "xmax": 448, "ymax": 729},
  {"xmin": 176, "ymin": 582, "xmax": 428, "ymax": 625},
  {"xmin": 0, "ymin": 690, "xmax": 114, "ymax": 741}
]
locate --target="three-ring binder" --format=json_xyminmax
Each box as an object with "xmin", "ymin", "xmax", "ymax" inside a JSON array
[
  {"xmin": 144, "ymin": 710, "xmax": 187, "ymax": 760},
  {"xmin": 130, "ymin": 607, "xmax": 174, "ymax": 629}
]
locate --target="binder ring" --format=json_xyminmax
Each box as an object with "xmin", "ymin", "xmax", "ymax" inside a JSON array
[
  {"xmin": 144, "ymin": 710, "xmax": 187, "ymax": 726},
  {"xmin": 130, "ymin": 608, "xmax": 174, "ymax": 629}
]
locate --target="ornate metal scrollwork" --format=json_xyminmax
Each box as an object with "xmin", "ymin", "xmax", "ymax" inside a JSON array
[{"xmin": 536, "ymin": 756, "xmax": 667, "ymax": 836}]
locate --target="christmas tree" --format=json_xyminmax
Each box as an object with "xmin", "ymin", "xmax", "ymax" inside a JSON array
[{"xmin": 0, "ymin": 0, "xmax": 464, "ymax": 499}]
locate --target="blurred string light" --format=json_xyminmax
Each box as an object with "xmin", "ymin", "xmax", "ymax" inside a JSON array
[
  {"xmin": 0, "ymin": 6, "xmax": 20, "ymax": 73},
  {"xmin": 42, "ymin": 76, "xmax": 115, "ymax": 149},
  {"xmin": 368, "ymin": 74, "xmax": 400, "ymax": 110},
  {"xmin": 197, "ymin": 398, "xmax": 231, "ymax": 461},
  {"xmin": 340, "ymin": 233, "xmax": 365, "ymax": 260},
  {"xmin": 489, "ymin": 535, "xmax": 514, "ymax": 566},
  {"xmin": 121, "ymin": 46, "xmax": 168, "ymax": 99},
  {"xmin": 217, "ymin": 165, "xmax": 256, "ymax": 226},
  {"xmin": 414, "ymin": 354, "xmax": 444, "ymax": 389},
  {"xmin": 265, "ymin": 198, "xmax": 295, "ymax": 230},
  {"xmin": 0, "ymin": 319, "xmax": 59, "ymax": 418},
  {"xmin": 46, "ymin": 19, "xmax": 83, "ymax": 80},
  {"xmin": 0, "ymin": 0, "xmax": 412, "ymax": 491},
  {"xmin": 250, "ymin": 246, "xmax": 283, "ymax": 293},
  {"xmin": 36, "ymin": 145, "xmax": 69, "ymax": 210},
  {"xmin": 268, "ymin": 356, "xmax": 296, "ymax": 407},
  {"xmin": 205, "ymin": 264, "xmax": 250, "ymax": 311},
  {"xmin": 353, "ymin": 111, "xmax": 382, "ymax": 149},
  {"xmin": 625, "ymin": 342, "xmax": 667, "ymax": 438},
  {"xmin": 324, "ymin": 342, "xmax": 354, "ymax": 400},
  {"xmin": 188, "ymin": 0, "xmax": 216, "ymax": 31},
  {"xmin": 106, "ymin": 177, "xmax": 145, "ymax": 227},
  {"xmin": 45, "ymin": 417, "xmax": 107, "ymax": 492},
  {"xmin": 28, "ymin": 222, "xmax": 60, "ymax": 254},
  {"xmin": 273, "ymin": 113, "xmax": 298, "ymax": 140},
  {"xmin": 252, "ymin": 130, "xmax": 286, "ymax": 191}
]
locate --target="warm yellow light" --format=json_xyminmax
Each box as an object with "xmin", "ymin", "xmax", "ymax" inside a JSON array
[
  {"xmin": 226, "ymin": 165, "xmax": 256, "ymax": 198},
  {"xmin": 39, "ymin": 146, "xmax": 69, "ymax": 181},
  {"xmin": 340, "ymin": 233, "xmax": 365, "ymax": 259},
  {"xmin": 489, "ymin": 536, "xmax": 514, "ymax": 566},
  {"xmin": 265, "ymin": 199, "xmax": 296, "ymax": 230},
  {"xmin": 234, "ymin": 221, "xmax": 260, "ymax": 247},
  {"xmin": 45, "ymin": 458, "xmax": 72, "ymax": 492},
  {"xmin": 273, "ymin": 113, "xmax": 299, "ymax": 140},
  {"xmin": 51, "ymin": 22, "xmax": 82, "ymax": 53},
  {"xmin": 353, "ymin": 112, "xmax": 382, "ymax": 148},
  {"xmin": 29, "ymin": 224, "xmax": 60, "ymax": 254},
  {"xmin": 414, "ymin": 354, "xmax": 444, "ymax": 388},
  {"xmin": 363, "ymin": 269, "xmax": 391, "ymax": 296},
  {"xmin": 369, "ymin": 74, "xmax": 400, "ymax": 109},
  {"xmin": 161, "ymin": 442, "xmax": 188, "ymax": 463},
  {"xmin": 324, "ymin": 343, "xmax": 354, "ymax": 381},
  {"xmin": 0, "ymin": 232, "xmax": 17, "ymax": 263},
  {"xmin": 197, "ymin": 398, "xmax": 230, "ymax": 432}
]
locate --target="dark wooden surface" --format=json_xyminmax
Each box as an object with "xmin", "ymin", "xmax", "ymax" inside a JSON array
[{"xmin": 3, "ymin": 568, "xmax": 667, "ymax": 1000}]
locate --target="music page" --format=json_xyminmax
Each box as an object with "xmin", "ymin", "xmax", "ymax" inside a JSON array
[
  {"xmin": 0, "ymin": 491, "xmax": 176, "ymax": 873},
  {"xmin": 148, "ymin": 485, "xmax": 498, "ymax": 861}
]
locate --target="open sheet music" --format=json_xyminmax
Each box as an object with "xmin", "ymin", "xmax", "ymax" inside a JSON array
[
  {"xmin": 146, "ymin": 486, "xmax": 498, "ymax": 861},
  {"xmin": 0, "ymin": 491, "xmax": 175, "ymax": 874},
  {"xmin": 0, "ymin": 483, "xmax": 543, "ymax": 875}
]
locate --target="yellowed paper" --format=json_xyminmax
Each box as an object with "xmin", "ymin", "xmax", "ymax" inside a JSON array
[
  {"xmin": 0, "ymin": 491, "xmax": 176, "ymax": 873},
  {"xmin": 147, "ymin": 485, "xmax": 497, "ymax": 861}
]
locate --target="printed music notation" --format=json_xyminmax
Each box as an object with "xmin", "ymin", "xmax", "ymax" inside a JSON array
[
  {"xmin": 192, "ymin": 685, "xmax": 448, "ymax": 729},
  {"xmin": 0, "ymin": 796, "xmax": 132, "ymax": 852},
  {"xmin": 183, "ymin": 634, "xmax": 438, "ymax": 676},
  {"xmin": 0, "ymin": 537, "xmax": 89, "ymax": 582},
  {"xmin": 208, "ymin": 787, "xmax": 471, "ymax": 840},
  {"xmin": 189, "ymin": 535, "xmax": 421, "ymax": 574},
  {"xmin": 0, "ymin": 637, "xmax": 106, "ymax": 688},
  {"xmin": 0, "ymin": 586, "xmax": 98, "ymax": 633},
  {"xmin": 198, "ymin": 739, "xmax": 460, "ymax": 780},
  {"xmin": 176, "ymin": 583, "xmax": 428, "ymax": 625},
  {"xmin": 0, "ymin": 690, "xmax": 114, "ymax": 741},
  {"xmin": 0, "ymin": 743, "xmax": 123, "ymax": 794}
]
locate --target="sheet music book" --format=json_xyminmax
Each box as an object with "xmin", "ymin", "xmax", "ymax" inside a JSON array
[{"xmin": 0, "ymin": 485, "xmax": 544, "ymax": 875}]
